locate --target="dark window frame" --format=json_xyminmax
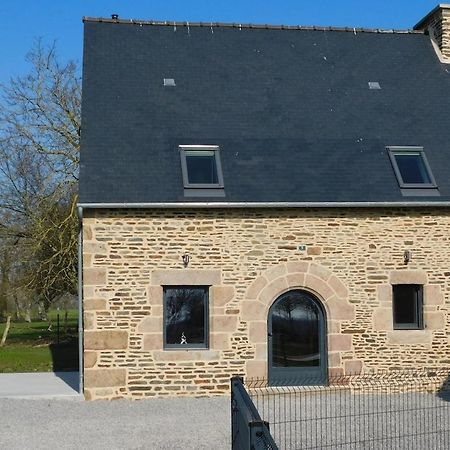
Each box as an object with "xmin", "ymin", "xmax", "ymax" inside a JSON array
[
  {"xmin": 163, "ymin": 285, "xmax": 209, "ymax": 350},
  {"xmin": 387, "ymin": 146, "xmax": 437, "ymax": 189},
  {"xmin": 179, "ymin": 145, "xmax": 224, "ymax": 189},
  {"xmin": 392, "ymin": 284, "xmax": 424, "ymax": 330}
]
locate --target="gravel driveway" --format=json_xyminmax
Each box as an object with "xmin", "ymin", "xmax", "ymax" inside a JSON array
[{"xmin": 1, "ymin": 396, "xmax": 230, "ymax": 450}]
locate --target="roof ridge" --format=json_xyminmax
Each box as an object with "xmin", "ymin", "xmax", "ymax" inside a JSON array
[{"xmin": 82, "ymin": 16, "xmax": 423, "ymax": 34}]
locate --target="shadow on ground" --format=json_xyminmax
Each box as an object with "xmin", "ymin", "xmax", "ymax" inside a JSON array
[
  {"xmin": 437, "ymin": 373, "xmax": 450, "ymax": 402},
  {"xmin": 49, "ymin": 338, "xmax": 79, "ymax": 371}
]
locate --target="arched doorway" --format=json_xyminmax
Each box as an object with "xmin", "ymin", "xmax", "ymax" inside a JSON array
[{"xmin": 268, "ymin": 289, "xmax": 327, "ymax": 386}]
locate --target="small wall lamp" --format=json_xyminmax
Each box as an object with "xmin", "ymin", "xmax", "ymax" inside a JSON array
[
  {"xmin": 182, "ymin": 254, "xmax": 191, "ymax": 268},
  {"xmin": 403, "ymin": 250, "xmax": 412, "ymax": 265}
]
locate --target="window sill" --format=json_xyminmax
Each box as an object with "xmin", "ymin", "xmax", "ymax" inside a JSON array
[
  {"xmin": 387, "ymin": 330, "xmax": 432, "ymax": 346},
  {"xmin": 163, "ymin": 346, "xmax": 209, "ymax": 351}
]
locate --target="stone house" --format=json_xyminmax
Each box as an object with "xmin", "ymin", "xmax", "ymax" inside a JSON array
[{"xmin": 79, "ymin": 5, "xmax": 450, "ymax": 400}]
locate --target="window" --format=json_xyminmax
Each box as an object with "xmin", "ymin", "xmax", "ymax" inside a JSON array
[
  {"xmin": 388, "ymin": 147, "xmax": 437, "ymax": 188},
  {"xmin": 180, "ymin": 145, "xmax": 224, "ymax": 188},
  {"xmin": 163, "ymin": 286, "xmax": 209, "ymax": 349},
  {"xmin": 392, "ymin": 284, "xmax": 423, "ymax": 330}
]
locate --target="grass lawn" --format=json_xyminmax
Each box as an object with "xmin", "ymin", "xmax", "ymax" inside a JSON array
[{"xmin": 0, "ymin": 309, "xmax": 79, "ymax": 373}]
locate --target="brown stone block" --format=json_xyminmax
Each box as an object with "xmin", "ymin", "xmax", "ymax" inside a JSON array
[
  {"xmin": 377, "ymin": 285, "xmax": 392, "ymax": 305},
  {"xmin": 303, "ymin": 274, "xmax": 334, "ymax": 301},
  {"xmin": 83, "ymin": 286, "xmax": 95, "ymax": 298},
  {"xmin": 84, "ymin": 369, "xmax": 126, "ymax": 388},
  {"xmin": 328, "ymin": 334, "xmax": 352, "ymax": 351},
  {"xmin": 327, "ymin": 320, "xmax": 341, "ymax": 334},
  {"xmin": 83, "ymin": 268, "xmax": 107, "ymax": 286},
  {"xmin": 286, "ymin": 273, "xmax": 305, "ymax": 289},
  {"xmin": 246, "ymin": 276, "xmax": 268, "ymax": 299},
  {"xmin": 328, "ymin": 352, "xmax": 341, "ymax": 368},
  {"xmin": 137, "ymin": 316, "xmax": 162, "ymax": 333},
  {"xmin": 151, "ymin": 269, "xmax": 221, "ymax": 286},
  {"xmin": 249, "ymin": 322, "xmax": 267, "ymax": 344},
  {"xmin": 84, "ymin": 312, "xmax": 95, "ymax": 331},
  {"xmin": 424, "ymin": 311, "xmax": 445, "ymax": 330},
  {"xmin": 84, "ymin": 298, "xmax": 107, "ymax": 311},
  {"xmin": 84, "ymin": 351, "xmax": 97, "ymax": 368},
  {"xmin": 424, "ymin": 285, "xmax": 444, "ymax": 306},
  {"xmin": 246, "ymin": 360, "xmax": 267, "ymax": 379},
  {"xmin": 309, "ymin": 263, "xmax": 332, "ymax": 282},
  {"xmin": 264, "ymin": 264, "xmax": 287, "ymax": 282},
  {"xmin": 327, "ymin": 296, "xmax": 355, "ymax": 321},
  {"xmin": 373, "ymin": 308, "xmax": 393, "ymax": 331},
  {"xmin": 83, "ymin": 254, "xmax": 93, "ymax": 268},
  {"xmin": 210, "ymin": 333, "xmax": 230, "ymax": 350},
  {"xmin": 147, "ymin": 285, "xmax": 163, "ymax": 305},
  {"xmin": 83, "ymin": 224, "xmax": 93, "ymax": 240},
  {"xmin": 307, "ymin": 246, "xmax": 322, "ymax": 256},
  {"xmin": 84, "ymin": 330, "xmax": 128, "ymax": 350},
  {"xmin": 143, "ymin": 333, "xmax": 163, "ymax": 350},
  {"xmin": 387, "ymin": 330, "xmax": 432, "ymax": 346},
  {"xmin": 212, "ymin": 315, "xmax": 238, "ymax": 332},
  {"xmin": 258, "ymin": 276, "xmax": 288, "ymax": 306},
  {"xmin": 389, "ymin": 270, "xmax": 427, "ymax": 285},
  {"xmin": 255, "ymin": 343, "xmax": 267, "ymax": 359},
  {"xmin": 344, "ymin": 360, "xmax": 363, "ymax": 375},
  {"xmin": 328, "ymin": 275, "xmax": 348, "ymax": 299},
  {"xmin": 211, "ymin": 286, "xmax": 235, "ymax": 307},
  {"xmin": 93, "ymin": 388, "xmax": 115, "ymax": 398},
  {"xmin": 241, "ymin": 301, "xmax": 265, "ymax": 321},
  {"xmin": 83, "ymin": 241, "xmax": 107, "ymax": 255},
  {"xmin": 328, "ymin": 368, "xmax": 344, "ymax": 377},
  {"xmin": 286, "ymin": 261, "xmax": 309, "ymax": 274}
]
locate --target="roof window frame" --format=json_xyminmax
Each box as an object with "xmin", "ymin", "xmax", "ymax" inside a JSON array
[
  {"xmin": 179, "ymin": 145, "xmax": 224, "ymax": 189},
  {"xmin": 387, "ymin": 146, "xmax": 437, "ymax": 189}
]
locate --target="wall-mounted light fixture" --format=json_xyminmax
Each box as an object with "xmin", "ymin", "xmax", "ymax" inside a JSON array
[
  {"xmin": 403, "ymin": 250, "xmax": 412, "ymax": 265},
  {"xmin": 182, "ymin": 254, "xmax": 190, "ymax": 268}
]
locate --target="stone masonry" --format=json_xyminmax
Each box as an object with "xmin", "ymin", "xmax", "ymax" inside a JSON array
[
  {"xmin": 416, "ymin": 4, "xmax": 450, "ymax": 60},
  {"xmin": 82, "ymin": 208, "xmax": 450, "ymax": 400}
]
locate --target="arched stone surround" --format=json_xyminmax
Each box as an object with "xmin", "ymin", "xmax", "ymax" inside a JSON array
[{"xmin": 241, "ymin": 261, "xmax": 359, "ymax": 379}]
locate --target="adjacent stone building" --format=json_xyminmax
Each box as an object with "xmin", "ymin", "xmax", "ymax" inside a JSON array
[{"xmin": 79, "ymin": 5, "xmax": 450, "ymax": 400}]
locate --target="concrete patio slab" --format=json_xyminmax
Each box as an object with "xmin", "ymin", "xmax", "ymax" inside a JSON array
[{"xmin": 0, "ymin": 371, "xmax": 82, "ymax": 399}]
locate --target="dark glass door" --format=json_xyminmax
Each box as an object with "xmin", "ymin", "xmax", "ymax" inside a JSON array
[{"xmin": 268, "ymin": 290, "xmax": 327, "ymax": 386}]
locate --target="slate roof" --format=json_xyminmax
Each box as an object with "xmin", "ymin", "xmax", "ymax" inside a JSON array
[{"xmin": 79, "ymin": 18, "xmax": 450, "ymax": 206}]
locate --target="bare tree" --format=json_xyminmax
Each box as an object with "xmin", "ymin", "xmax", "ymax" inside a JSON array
[{"xmin": 0, "ymin": 40, "xmax": 80, "ymax": 315}]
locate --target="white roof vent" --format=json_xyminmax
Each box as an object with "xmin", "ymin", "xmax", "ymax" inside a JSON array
[
  {"xmin": 368, "ymin": 81, "xmax": 381, "ymax": 90},
  {"xmin": 163, "ymin": 78, "xmax": 176, "ymax": 87}
]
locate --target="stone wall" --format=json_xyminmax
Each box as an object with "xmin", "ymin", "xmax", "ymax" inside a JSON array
[
  {"xmin": 82, "ymin": 208, "xmax": 450, "ymax": 400},
  {"xmin": 416, "ymin": 5, "xmax": 450, "ymax": 60}
]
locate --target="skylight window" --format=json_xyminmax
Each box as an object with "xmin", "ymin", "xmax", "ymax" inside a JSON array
[
  {"xmin": 387, "ymin": 147, "xmax": 437, "ymax": 189},
  {"xmin": 180, "ymin": 145, "xmax": 224, "ymax": 188},
  {"xmin": 368, "ymin": 81, "xmax": 381, "ymax": 90}
]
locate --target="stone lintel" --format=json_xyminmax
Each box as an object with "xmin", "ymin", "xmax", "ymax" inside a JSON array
[{"xmin": 151, "ymin": 269, "xmax": 221, "ymax": 286}]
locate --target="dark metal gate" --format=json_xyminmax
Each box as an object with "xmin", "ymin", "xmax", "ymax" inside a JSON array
[
  {"xmin": 231, "ymin": 376, "xmax": 278, "ymax": 450},
  {"xmin": 232, "ymin": 369, "xmax": 450, "ymax": 449}
]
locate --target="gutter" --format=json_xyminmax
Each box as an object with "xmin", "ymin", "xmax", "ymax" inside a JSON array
[
  {"xmin": 77, "ymin": 206, "xmax": 84, "ymax": 395},
  {"xmin": 78, "ymin": 201, "xmax": 450, "ymax": 209}
]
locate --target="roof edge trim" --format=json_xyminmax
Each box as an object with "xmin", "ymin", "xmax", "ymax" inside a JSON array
[
  {"xmin": 78, "ymin": 202, "xmax": 450, "ymax": 209},
  {"xmin": 414, "ymin": 4, "xmax": 450, "ymax": 30},
  {"xmin": 82, "ymin": 16, "xmax": 423, "ymax": 34}
]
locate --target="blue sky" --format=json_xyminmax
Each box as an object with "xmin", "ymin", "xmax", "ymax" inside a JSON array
[{"xmin": 0, "ymin": 1, "xmax": 440, "ymax": 84}]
